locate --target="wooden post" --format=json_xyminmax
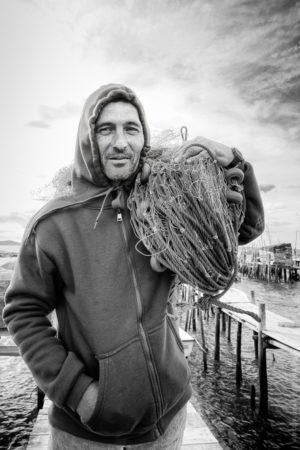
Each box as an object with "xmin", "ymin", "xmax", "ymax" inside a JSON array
[
  {"xmin": 227, "ymin": 316, "xmax": 231, "ymax": 341},
  {"xmin": 37, "ymin": 387, "xmax": 45, "ymax": 410},
  {"xmin": 214, "ymin": 307, "xmax": 221, "ymax": 361},
  {"xmin": 236, "ymin": 321, "xmax": 242, "ymax": 386},
  {"xmin": 192, "ymin": 308, "xmax": 197, "ymax": 332},
  {"xmin": 258, "ymin": 303, "xmax": 268, "ymax": 416},
  {"xmin": 221, "ymin": 312, "xmax": 226, "ymax": 333},
  {"xmin": 251, "ymin": 385, "xmax": 256, "ymax": 410},
  {"xmin": 199, "ymin": 309, "xmax": 207, "ymax": 371},
  {"xmin": 250, "ymin": 292, "xmax": 258, "ymax": 357},
  {"xmin": 253, "ymin": 331, "xmax": 258, "ymax": 359},
  {"xmin": 184, "ymin": 284, "xmax": 188, "ymax": 302},
  {"xmin": 185, "ymin": 310, "xmax": 190, "ymax": 332},
  {"xmin": 205, "ymin": 307, "xmax": 209, "ymax": 321},
  {"xmin": 188, "ymin": 310, "xmax": 193, "ymax": 330}
]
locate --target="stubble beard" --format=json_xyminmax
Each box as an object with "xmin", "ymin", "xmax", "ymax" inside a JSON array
[{"xmin": 102, "ymin": 157, "xmax": 140, "ymax": 182}]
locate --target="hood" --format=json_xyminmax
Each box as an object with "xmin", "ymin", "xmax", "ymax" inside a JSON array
[
  {"xmin": 72, "ymin": 83, "xmax": 151, "ymax": 196},
  {"xmin": 24, "ymin": 84, "xmax": 151, "ymax": 239}
]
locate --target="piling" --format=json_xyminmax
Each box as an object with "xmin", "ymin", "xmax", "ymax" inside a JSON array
[
  {"xmin": 37, "ymin": 388, "xmax": 45, "ymax": 410},
  {"xmin": 236, "ymin": 322, "xmax": 242, "ymax": 386},
  {"xmin": 192, "ymin": 308, "xmax": 197, "ymax": 332},
  {"xmin": 258, "ymin": 303, "xmax": 268, "ymax": 416},
  {"xmin": 250, "ymin": 291, "xmax": 258, "ymax": 358},
  {"xmin": 227, "ymin": 316, "xmax": 231, "ymax": 341},
  {"xmin": 197, "ymin": 309, "xmax": 207, "ymax": 371},
  {"xmin": 251, "ymin": 385, "xmax": 256, "ymax": 410},
  {"xmin": 214, "ymin": 307, "xmax": 221, "ymax": 361},
  {"xmin": 185, "ymin": 310, "xmax": 190, "ymax": 332},
  {"xmin": 221, "ymin": 312, "xmax": 226, "ymax": 333}
]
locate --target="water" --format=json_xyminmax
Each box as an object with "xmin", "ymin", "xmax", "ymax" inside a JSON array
[
  {"xmin": 0, "ymin": 271, "xmax": 299, "ymax": 449},
  {"xmin": 0, "ymin": 248, "xmax": 37, "ymax": 450},
  {"xmin": 0, "ymin": 246, "xmax": 20, "ymax": 255},
  {"xmin": 0, "ymin": 355, "xmax": 38, "ymax": 450}
]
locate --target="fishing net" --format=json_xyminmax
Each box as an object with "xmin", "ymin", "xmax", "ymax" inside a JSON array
[{"xmin": 128, "ymin": 136, "xmax": 260, "ymax": 322}]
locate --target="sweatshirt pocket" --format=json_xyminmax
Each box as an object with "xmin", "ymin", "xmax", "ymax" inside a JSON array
[
  {"xmin": 85, "ymin": 338, "xmax": 157, "ymax": 436},
  {"xmin": 148, "ymin": 319, "xmax": 191, "ymax": 412}
]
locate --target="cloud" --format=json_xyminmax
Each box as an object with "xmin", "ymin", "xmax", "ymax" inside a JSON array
[
  {"xmin": 264, "ymin": 201, "xmax": 287, "ymax": 211},
  {"xmin": 26, "ymin": 103, "xmax": 81, "ymax": 128},
  {"xmin": 26, "ymin": 120, "xmax": 50, "ymax": 129},
  {"xmin": 0, "ymin": 212, "xmax": 34, "ymax": 227},
  {"xmin": 259, "ymin": 184, "xmax": 276, "ymax": 193},
  {"xmin": 22, "ymin": 0, "xmax": 299, "ymax": 140},
  {"xmin": 68, "ymin": 0, "xmax": 300, "ymax": 141}
]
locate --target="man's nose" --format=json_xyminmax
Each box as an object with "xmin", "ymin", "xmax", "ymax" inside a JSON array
[{"xmin": 112, "ymin": 131, "xmax": 127, "ymax": 150}]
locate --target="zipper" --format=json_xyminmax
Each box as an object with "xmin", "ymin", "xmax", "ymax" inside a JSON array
[
  {"xmin": 117, "ymin": 208, "xmax": 123, "ymax": 222},
  {"xmin": 118, "ymin": 213, "xmax": 164, "ymax": 425}
]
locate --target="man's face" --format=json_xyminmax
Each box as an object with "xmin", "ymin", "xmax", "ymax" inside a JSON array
[{"xmin": 95, "ymin": 101, "xmax": 144, "ymax": 182}]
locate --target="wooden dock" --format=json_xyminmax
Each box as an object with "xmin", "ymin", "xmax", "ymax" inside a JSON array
[
  {"xmin": 207, "ymin": 287, "xmax": 300, "ymax": 416},
  {"xmin": 238, "ymin": 262, "xmax": 299, "ymax": 283},
  {"xmin": 26, "ymin": 398, "xmax": 222, "ymax": 449},
  {"xmin": 220, "ymin": 288, "xmax": 300, "ymax": 356}
]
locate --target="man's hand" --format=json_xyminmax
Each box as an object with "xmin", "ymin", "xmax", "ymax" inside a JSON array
[
  {"xmin": 173, "ymin": 136, "xmax": 235, "ymax": 167},
  {"xmin": 76, "ymin": 381, "xmax": 98, "ymax": 424}
]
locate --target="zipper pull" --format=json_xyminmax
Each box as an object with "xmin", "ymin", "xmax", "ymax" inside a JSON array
[{"xmin": 117, "ymin": 209, "xmax": 123, "ymax": 222}]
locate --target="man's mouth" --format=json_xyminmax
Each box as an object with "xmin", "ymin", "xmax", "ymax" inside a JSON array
[{"xmin": 108, "ymin": 155, "xmax": 131, "ymax": 160}]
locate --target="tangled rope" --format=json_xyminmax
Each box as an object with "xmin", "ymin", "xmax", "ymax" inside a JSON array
[{"xmin": 128, "ymin": 142, "xmax": 260, "ymax": 322}]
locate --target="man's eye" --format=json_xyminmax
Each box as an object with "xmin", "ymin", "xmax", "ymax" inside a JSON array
[
  {"xmin": 96, "ymin": 127, "xmax": 111, "ymax": 135},
  {"xmin": 126, "ymin": 127, "xmax": 140, "ymax": 135}
]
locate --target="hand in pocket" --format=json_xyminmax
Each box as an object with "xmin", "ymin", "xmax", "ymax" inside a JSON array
[{"xmin": 76, "ymin": 381, "xmax": 98, "ymax": 423}]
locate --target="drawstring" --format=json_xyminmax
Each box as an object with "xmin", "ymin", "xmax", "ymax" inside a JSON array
[{"xmin": 93, "ymin": 186, "xmax": 116, "ymax": 230}]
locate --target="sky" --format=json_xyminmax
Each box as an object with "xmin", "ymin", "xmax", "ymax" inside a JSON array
[{"xmin": 0, "ymin": 0, "xmax": 299, "ymax": 246}]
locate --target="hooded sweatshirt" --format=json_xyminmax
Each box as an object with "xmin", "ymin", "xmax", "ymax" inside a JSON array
[
  {"xmin": 3, "ymin": 84, "xmax": 264, "ymax": 445},
  {"xmin": 3, "ymin": 84, "xmax": 192, "ymax": 445}
]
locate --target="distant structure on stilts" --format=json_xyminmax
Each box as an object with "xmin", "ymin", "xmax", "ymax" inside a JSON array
[{"xmin": 238, "ymin": 242, "xmax": 300, "ymax": 283}]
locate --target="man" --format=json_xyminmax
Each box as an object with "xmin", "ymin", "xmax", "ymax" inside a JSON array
[{"xmin": 3, "ymin": 84, "xmax": 264, "ymax": 449}]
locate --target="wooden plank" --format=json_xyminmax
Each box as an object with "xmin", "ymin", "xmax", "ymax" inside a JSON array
[
  {"xmin": 0, "ymin": 346, "xmax": 19, "ymax": 356},
  {"xmin": 267, "ymin": 338, "xmax": 300, "ymax": 356},
  {"xmin": 182, "ymin": 402, "xmax": 222, "ymax": 448},
  {"xmin": 26, "ymin": 399, "xmax": 222, "ymax": 450},
  {"xmin": 26, "ymin": 434, "xmax": 50, "ymax": 450},
  {"xmin": 27, "ymin": 399, "xmax": 50, "ymax": 450},
  {"xmin": 219, "ymin": 288, "xmax": 300, "ymax": 355}
]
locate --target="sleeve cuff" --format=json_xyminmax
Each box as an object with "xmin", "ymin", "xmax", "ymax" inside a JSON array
[{"xmin": 67, "ymin": 373, "xmax": 95, "ymax": 412}]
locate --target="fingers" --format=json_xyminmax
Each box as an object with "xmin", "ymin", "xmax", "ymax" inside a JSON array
[
  {"xmin": 174, "ymin": 142, "xmax": 208, "ymax": 163},
  {"xmin": 172, "ymin": 136, "xmax": 234, "ymax": 167},
  {"xmin": 186, "ymin": 149, "xmax": 209, "ymax": 163},
  {"xmin": 192, "ymin": 136, "xmax": 234, "ymax": 167}
]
